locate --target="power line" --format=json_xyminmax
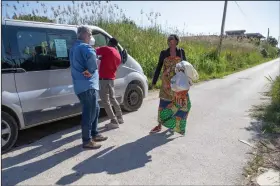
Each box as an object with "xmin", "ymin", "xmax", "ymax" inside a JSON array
[
  {"xmin": 234, "ymin": 1, "xmax": 247, "ymax": 18},
  {"xmin": 234, "ymin": 1, "xmax": 257, "ymax": 29}
]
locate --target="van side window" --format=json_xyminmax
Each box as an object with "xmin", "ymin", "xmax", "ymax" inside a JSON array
[
  {"xmin": 92, "ymin": 31, "xmax": 123, "ymax": 59},
  {"xmin": 1, "ymin": 43, "xmax": 16, "ymax": 72},
  {"xmin": 14, "ymin": 27, "xmax": 75, "ymax": 71},
  {"xmin": 92, "ymin": 32, "xmax": 108, "ymax": 47},
  {"xmin": 2, "ymin": 26, "xmax": 17, "ymax": 72},
  {"xmin": 46, "ymin": 31, "xmax": 75, "ymax": 69},
  {"xmin": 16, "ymin": 30, "xmax": 50, "ymax": 71}
]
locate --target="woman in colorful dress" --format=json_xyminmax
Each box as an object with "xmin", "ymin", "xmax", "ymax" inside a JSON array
[{"xmin": 150, "ymin": 34, "xmax": 191, "ymax": 135}]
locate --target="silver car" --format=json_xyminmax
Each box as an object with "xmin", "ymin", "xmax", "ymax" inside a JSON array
[{"xmin": 1, "ymin": 19, "xmax": 148, "ymax": 152}]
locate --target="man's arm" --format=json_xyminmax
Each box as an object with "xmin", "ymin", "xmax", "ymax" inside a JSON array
[
  {"xmin": 81, "ymin": 44, "xmax": 97, "ymax": 74},
  {"xmin": 95, "ymin": 47, "xmax": 102, "ymax": 55},
  {"xmin": 115, "ymin": 49, "xmax": 122, "ymax": 67}
]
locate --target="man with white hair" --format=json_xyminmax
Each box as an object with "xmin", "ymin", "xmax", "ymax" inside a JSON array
[{"xmin": 70, "ymin": 26, "xmax": 108, "ymax": 149}]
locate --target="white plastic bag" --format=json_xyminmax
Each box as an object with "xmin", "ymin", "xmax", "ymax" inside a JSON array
[
  {"xmin": 170, "ymin": 71, "xmax": 190, "ymax": 92},
  {"xmin": 175, "ymin": 61, "xmax": 199, "ymax": 84}
]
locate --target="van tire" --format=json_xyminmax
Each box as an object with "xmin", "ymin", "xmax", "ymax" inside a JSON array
[
  {"xmin": 122, "ymin": 84, "xmax": 144, "ymax": 112},
  {"xmin": 1, "ymin": 111, "xmax": 18, "ymax": 153}
]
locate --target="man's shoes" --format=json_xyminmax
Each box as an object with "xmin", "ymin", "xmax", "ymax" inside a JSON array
[
  {"xmin": 105, "ymin": 119, "xmax": 120, "ymax": 129},
  {"xmin": 117, "ymin": 116, "xmax": 124, "ymax": 124},
  {"xmin": 82, "ymin": 140, "xmax": 102, "ymax": 149},
  {"xmin": 93, "ymin": 134, "xmax": 108, "ymax": 142}
]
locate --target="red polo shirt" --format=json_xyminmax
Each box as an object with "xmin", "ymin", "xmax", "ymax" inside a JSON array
[{"xmin": 96, "ymin": 46, "xmax": 121, "ymax": 80}]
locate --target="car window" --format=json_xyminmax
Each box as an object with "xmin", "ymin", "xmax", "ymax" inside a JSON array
[
  {"xmin": 2, "ymin": 26, "xmax": 17, "ymax": 72},
  {"xmin": 46, "ymin": 31, "xmax": 76, "ymax": 69},
  {"xmin": 1, "ymin": 39, "xmax": 16, "ymax": 71},
  {"xmin": 92, "ymin": 31, "xmax": 124, "ymax": 60},
  {"xmin": 92, "ymin": 32, "xmax": 108, "ymax": 47},
  {"xmin": 14, "ymin": 27, "xmax": 75, "ymax": 71}
]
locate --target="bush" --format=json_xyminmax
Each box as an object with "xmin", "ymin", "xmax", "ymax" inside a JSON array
[
  {"xmin": 260, "ymin": 42, "xmax": 278, "ymax": 58},
  {"xmin": 4, "ymin": 1, "xmax": 279, "ymax": 87},
  {"xmin": 262, "ymin": 76, "xmax": 280, "ymax": 133},
  {"xmin": 270, "ymin": 76, "xmax": 280, "ymax": 105},
  {"xmin": 260, "ymin": 48, "xmax": 268, "ymax": 58}
]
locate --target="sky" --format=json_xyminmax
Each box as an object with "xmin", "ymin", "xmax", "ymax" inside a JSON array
[{"xmin": 2, "ymin": 1, "xmax": 280, "ymax": 40}]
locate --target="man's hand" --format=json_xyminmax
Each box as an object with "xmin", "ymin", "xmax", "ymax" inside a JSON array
[{"xmin": 82, "ymin": 70, "xmax": 92, "ymax": 78}]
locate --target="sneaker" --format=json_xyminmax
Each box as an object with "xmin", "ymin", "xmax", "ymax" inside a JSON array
[
  {"xmin": 117, "ymin": 116, "xmax": 124, "ymax": 124},
  {"xmin": 110, "ymin": 119, "xmax": 119, "ymax": 124},
  {"xmin": 93, "ymin": 134, "xmax": 108, "ymax": 142},
  {"xmin": 105, "ymin": 123, "xmax": 120, "ymax": 129},
  {"xmin": 150, "ymin": 125, "xmax": 162, "ymax": 134},
  {"xmin": 82, "ymin": 141, "xmax": 102, "ymax": 149}
]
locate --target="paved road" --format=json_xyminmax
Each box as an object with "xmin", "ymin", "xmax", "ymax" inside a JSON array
[{"xmin": 2, "ymin": 59, "xmax": 279, "ymax": 185}]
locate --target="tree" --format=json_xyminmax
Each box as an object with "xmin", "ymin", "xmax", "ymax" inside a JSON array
[
  {"xmin": 267, "ymin": 36, "xmax": 278, "ymax": 47},
  {"xmin": 12, "ymin": 14, "xmax": 55, "ymax": 23}
]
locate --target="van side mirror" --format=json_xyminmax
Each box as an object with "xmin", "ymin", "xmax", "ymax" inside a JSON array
[{"xmin": 121, "ymin": 49, "xmax": 128, "ymax": 64}]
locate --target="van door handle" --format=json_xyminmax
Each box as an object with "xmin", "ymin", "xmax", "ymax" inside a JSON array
[
  {"xmin": 15, "ymin": 68, "xmax": 27, "ymax": 73},
  {"xmin": 1, "ymin": 68, "xmax": 26, "ymax": 73}
]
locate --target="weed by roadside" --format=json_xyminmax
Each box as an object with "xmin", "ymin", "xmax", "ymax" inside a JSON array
[
  {"xmin": 3, "ymin": 1, "xmax": 279, "ymax": 90},
  {"xmin": 244, "ymin": 76, "xmax": 280, "ymax": 185}
]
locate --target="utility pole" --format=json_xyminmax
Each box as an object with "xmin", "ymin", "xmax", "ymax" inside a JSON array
[
  {"xmin": 267, "ymin": 28, "xmax": 270, "ymax": 41},
  {"xmin": 217, "ymin": 0, "xmax": 228, "ymax": 56}
]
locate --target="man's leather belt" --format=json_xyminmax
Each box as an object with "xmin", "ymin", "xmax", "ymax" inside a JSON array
[{"xmin": 99, "ymin": 78, "xmax": 113, "ymax": 80}]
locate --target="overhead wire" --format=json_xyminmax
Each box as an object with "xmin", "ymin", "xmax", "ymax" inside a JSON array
[{"xmin": 233, "ymin": 1, "xmax": 258, "ymax": 33}]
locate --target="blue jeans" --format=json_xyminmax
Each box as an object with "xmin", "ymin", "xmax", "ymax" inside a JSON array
[{"xmin": 77, "ymin": 89, "xmax": 100, "ymax": 144}]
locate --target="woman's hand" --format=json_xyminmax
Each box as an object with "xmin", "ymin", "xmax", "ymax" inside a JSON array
[
  {"xmin": 174, "ymin": 90, "xmax": 187, "ymax": 107},
  {"xmin": 164, "ymin": 83, "xmax": 171, "ymax": 90}
]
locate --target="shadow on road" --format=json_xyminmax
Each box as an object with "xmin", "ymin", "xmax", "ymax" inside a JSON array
[
  {"xmin": 2, "ymin": 109, "xmax": 129, "ymax": 169},
  {"xmin": 13, "ymin": 109, "xmax": 127, "ymax": 148},
  {"xmin": 2, "ymin": 130, "xmax": 178, "ymax": 186},
  {"xmin": 244, "ymin": 121, "xmax": 263, "ymax": 141},
  {"xmin": 56, "ymin": 130, "xmax": 178, "ymax": 185},
  {"xmin": 2, "ymin": 144, "xmax": 86, "ymax": 186}
]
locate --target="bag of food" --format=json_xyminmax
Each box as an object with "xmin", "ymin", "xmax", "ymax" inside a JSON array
[
  {"xmin": 170, "ymin": 71, "xmax": 190, "ymax": 92},
  {"xmin": 175, "ymin": 61, "xmax": 199, "ymax": 84}
]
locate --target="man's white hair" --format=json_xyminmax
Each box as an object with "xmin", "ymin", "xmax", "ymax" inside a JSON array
[{"xmin": 77, "ymin": 26, "xmax": 92, "ymax": 40}]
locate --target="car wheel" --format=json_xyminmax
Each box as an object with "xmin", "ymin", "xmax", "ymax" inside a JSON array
[
  {"xmin": 1, "ymin": 111, "xmax": 18, "ymax": 153},
  {"xmin": 122, "ymin": 84, "xmax": 144, "ymax": 112}
]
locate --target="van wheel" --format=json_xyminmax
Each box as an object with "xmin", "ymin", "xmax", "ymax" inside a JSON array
[
  {"xmin": 122, "ymin": 84, "xmax": 143, "ymax": 112},
  {"xmin": 1, "ymin": 111, "xmax": 18, "ymax": 153}
]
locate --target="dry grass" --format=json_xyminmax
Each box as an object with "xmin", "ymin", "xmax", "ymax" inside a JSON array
[
  {"xmin": 244, "ymin": 76, "xmax": 280, "ymax": 185},
  {"xmin": 3, "ymin": 1, "xmax": 279, "ymax": 89}
]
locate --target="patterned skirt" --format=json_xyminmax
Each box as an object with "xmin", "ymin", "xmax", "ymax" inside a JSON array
[{"xmin": 158, "ymin": 93, "xmax": 191, "ymax": 135}]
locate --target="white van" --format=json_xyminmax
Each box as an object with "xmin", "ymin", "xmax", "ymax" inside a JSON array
[{"xmin": 1, "ymin": 19, "xmax": 149, "ymax": 152}]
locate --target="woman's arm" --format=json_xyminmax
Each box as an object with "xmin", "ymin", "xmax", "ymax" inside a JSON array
[
  {"xmin": 152, "ymin": 51, "xmax": 164, "ymax": 86},
  {"xmin": 181, "ymin": 48, "xmax": 187, "ymax": 61}
]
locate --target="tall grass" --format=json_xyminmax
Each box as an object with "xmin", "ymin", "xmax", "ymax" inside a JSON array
[
  {"xmin": 3, "ymin": 1, "xmax": 279, "ymax": 88},
  {"xmin": 251, "ymin": 76, "xmax": 280, "ymax": 133},
  {"xmin": 262, "ymin": 76, "xmax": 280, "ymax": 133}
]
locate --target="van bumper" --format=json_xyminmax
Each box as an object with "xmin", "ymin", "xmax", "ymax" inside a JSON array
[{"xmin": 143, "ymin": 75, "xmax": 149, "ymax": 98}]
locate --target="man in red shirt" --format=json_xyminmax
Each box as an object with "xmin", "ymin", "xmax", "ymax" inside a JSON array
[{"xmin": 96, "ymin": 38, "xmax": 124, "ymax": 129}]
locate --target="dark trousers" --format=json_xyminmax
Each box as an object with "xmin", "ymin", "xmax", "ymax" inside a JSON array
[{"xmin": 77, "ymin": 89, "xmax": 100, "ymax": 144}]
